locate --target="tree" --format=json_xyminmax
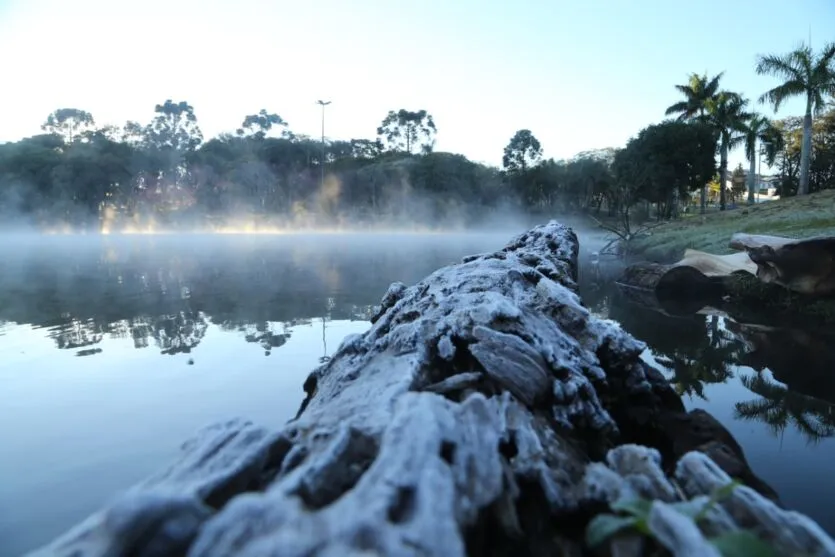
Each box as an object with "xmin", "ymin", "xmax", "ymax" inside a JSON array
[
  {"xmin": 349, "ymin": 139, "xmax": 383, "ymax": 160},
  {"xmin": 705, "ymin": 91, "xmax": 752, "ymax": 211},
  {"xmin": 502, "ymin": 129, "xmax": 543, "ymax": 174},
  {"xmin": 755, "ymin": 42, "xmax": 835, "ymax": 195},
  {"xmin": 742, "ymin": 114, "xmax": 783, "ymax": 203},
  {"xmin": 772, "ymin": 104, "xmax": 835, "ymax": 195},
  {"xmin": 376, "ymin": 110, "xmax": 437, "ymax": 154},
  {"xmin": 147, "ymin": 100, "xmax": 203, "ymax": 151},
  {"xmin": 731, "ymin": 163, "xmax": 747, "ymax": 203},
  {"xmin": 664, "ymin": 72, "xmax": 724, "ymax": 213},
  {"xmin": 612, "ymin": 120, "xmax": 716, "ymax": 220},
  {"xmin": 41, "ymin": 108, "xmax": 96, "ymax": 143},
  {"xmin": 237, "ymin": 110, "xmax": 289, "ymax": 139},
  {"xmin": 664, "ymin": 72, "xmax": 724, "ymax": 121}
]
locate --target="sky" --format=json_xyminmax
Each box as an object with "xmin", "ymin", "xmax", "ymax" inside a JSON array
[{"xmin": 1, "ymin": 0, "xmax": 833, "ymax": 172}]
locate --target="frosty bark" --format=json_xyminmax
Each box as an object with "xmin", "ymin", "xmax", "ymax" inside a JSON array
[{"xmin": 27, "ymin": 222, "xmax": 835, "ymax": 557}]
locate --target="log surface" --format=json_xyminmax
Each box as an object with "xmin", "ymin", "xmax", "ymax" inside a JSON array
[
  {"xmin": 27, "ymin": 221, "xmax": 835, "ymax": 557},
  {"xmin": 730, "ymin": 234, "xmax": 835, "ymax": 295}
]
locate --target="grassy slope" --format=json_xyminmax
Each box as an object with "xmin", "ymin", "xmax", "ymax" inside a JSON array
[{"xmin": 631, "ymin": 190, "xmax": 835, "ymax": 262}]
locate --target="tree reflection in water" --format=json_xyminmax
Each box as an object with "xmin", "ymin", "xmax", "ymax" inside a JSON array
[
  {"xmin": 589, "ymin": 272, "xmax": 835, "ymax": 443},
  {"xmin": 0, "ymin": 234, "xmax": 495, "ymax": 359},
  {"xmin": 653, "ymin": 315, "xmax": 742, "ymax": 400},
  {"xmin": 736, "ymin": 374, "xmax": 835, "ymax": 445}
]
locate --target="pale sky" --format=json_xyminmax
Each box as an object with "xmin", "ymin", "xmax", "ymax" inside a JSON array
[{"xmin": 1, "ymin": 0, "xmax": 833, "ymax": 170}]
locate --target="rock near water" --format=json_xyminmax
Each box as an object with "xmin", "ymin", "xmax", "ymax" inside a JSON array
[{"xmin": 27, "ymin": 221, "xmax": 835, "ymax": 557}]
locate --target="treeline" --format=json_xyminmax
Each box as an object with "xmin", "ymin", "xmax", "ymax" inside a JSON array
[
  {"xmin": 0, "ymin": 106, "xmax": 510, "ymax": 231},
  {"xmin": 510, "ymin": 41, "xmax": 835, "ymax": 221},
  {"xmin": 0, "ymin": 43, "xmax": 833, "ymax": 232}
]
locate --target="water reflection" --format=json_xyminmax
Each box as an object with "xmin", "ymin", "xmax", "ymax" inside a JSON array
[
  {"xmin": 2, "ymin": 235, "xmax": 834, "ymax": 554},
  {"xmin": 736, "ymin": 374, "xmax": 835, "ymax": 445},
  {"xmin": 0, "ymin": 232, "xmax": 518, "ymax": 556},
  {"xmin": 0, "ymin": 234, "xmax": 480, "ymax": 358},
  {"xmin": 580, "ymin": 271, "xmax": 835, "ymax": 533}
]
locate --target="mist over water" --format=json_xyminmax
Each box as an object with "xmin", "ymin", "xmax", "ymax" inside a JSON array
[{"xmin": 1, "ymin": 224, "xmax": 834, "ymax": 555}]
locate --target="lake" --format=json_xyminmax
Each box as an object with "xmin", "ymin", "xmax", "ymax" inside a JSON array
[{"xmin": 1, "ymin": 229, "xmax": 834, "ymax": 555}]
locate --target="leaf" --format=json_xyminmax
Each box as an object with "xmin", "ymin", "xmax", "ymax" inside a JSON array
[
  {"xmin": 585, "ymin": 514, "xmax": 639, "ymax": 547},
  {"xmin": 709, "ymin": 530, "xmax": 779, "ymax": 557},
  {"xmin": 713, "ymin": 479, "xmax": 743, "ymax": 502},
  {"xmin": 695, "ymin": 479, "xmax": 742, "ymax": 521},
  {"xmin": 610, "ymin": 496, "xmax": 653, "ymax": 518},
  {"xmin": 668, "ymin": 497, "xmax": 711, "ymax": 520}
]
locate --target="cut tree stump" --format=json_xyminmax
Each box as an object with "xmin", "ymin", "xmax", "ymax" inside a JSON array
[{"xmin": 27, "ymin": 222, "xmax": 835, "ymax": 557}]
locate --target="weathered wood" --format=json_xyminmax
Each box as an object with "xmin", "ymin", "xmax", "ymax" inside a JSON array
[
  {"xmin": 617, "ymin": 260, "xmax": 725, "ymax": 301},
  {"xmin": 622, "ymin": 232, "xmax": 835, "ymax": 301},
  {"xmin": 675, "ymin": 249, "xmax": 757, "ymax": 277},
  {"xmin": 27, "ymin": 221, "xmax": 835, "ymax": 557},
  {"xmin": 730, "ymin": 233, "xmax": 835, "ymax": 295}
]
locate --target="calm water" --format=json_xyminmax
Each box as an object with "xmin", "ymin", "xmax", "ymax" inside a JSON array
[{"xmin": 1, "ymin": 231, "xmax": 834, "ymax": 554}]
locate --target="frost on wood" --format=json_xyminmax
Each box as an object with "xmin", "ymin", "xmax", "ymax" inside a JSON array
[{"xmin": 27, "ymin": 221, "xmax": 835, "ymax": 557}]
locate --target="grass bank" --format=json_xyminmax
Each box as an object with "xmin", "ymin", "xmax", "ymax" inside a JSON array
[{"xmin": 630, "ymin": 189, "xmax": 835, "ymax": 262}]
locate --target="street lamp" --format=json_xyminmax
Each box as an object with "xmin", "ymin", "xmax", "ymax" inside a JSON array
[{"xmin": 316, "ymin": 100, "xmax": 331, "ymax": 190}]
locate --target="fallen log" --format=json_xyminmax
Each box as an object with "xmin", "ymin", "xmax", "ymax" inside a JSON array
[
  {"xmin": 617, "ymin": 259, "xmax": 727, "ymax": 299},
  {"xmin": 27, "ymin": 221, "xmax": 835, "ymax": 557},
  {"xmin": 729, "ymin": 233, "xmax": 835, "ymax": 296},
  {"xmin": 620, "ymin": 231, "xmax": 835, "ymax": 304},
  {"xmin": 614, "ymin": 250, "xmax": 736, "ymax": 312}
]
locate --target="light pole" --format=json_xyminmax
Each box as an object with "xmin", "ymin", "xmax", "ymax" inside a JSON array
[{"xmin": 316, "ymin": 100, "xmax": 331, "ymax": 190}]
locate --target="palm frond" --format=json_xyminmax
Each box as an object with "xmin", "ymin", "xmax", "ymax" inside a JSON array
[
  {"xmin": 755, "ymin": 51, "xmax": 804, "ymax": 81},
  {"xmin": 791, "ymin": 413, "xmax": 835, "ymax": 445},
  {"xmin": 735, "ymin": 397, "xmax": 780, "ymax": 419},
  {"xmin": 674, "ymin": 84, "xmax": 696, "ymax": 97},
  {"xmin": 727, "ymin": 133, "xmax": 746, "ymax": 152},
  {"xmin": 816, "ymin": 42, "xmax": 835, "ymax": 68},
  {"xmin": 664, "ymin": 101, "xmax": 691, "ymax": 117},
  {"xmin": 758, "ymin": 80, "xmax": 807, "ymax": 112},
  {"xmin": 705, "ymin": 71, "xmax": 725, "ymax": 97}
]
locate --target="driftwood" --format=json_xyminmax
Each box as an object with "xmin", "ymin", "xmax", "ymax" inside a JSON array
[
  {"xmin": 617, "ymin": 258, "xmax": 728, "ymax": 299},
  {"xmin": 620, "ymin": 232, "xmax": 835, "ymax": 300},
  {"xmin": 26, "ymin": 222, "xmax": 835, "ymax": 557},
  {"xmin": 730, "ymin": 233, "xmax": 835, "ymax": 296},
  {"xmin": 618, "ymin": 250, "xmax": 757, "ymax": 296}
]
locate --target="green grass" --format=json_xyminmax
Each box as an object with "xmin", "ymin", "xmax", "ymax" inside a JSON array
[{"xmin": 630, "ymin": 190, "xmax": 835, "ymax": 262}]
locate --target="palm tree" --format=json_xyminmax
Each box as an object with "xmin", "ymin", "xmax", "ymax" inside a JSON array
[
  {"xmin": 755, "ymin": 42, "xmax": 835, "ymax": 195},
  {"xmin": 705, "ymin": 92, "xmax": 752, "ymax": 211},
  {"xmin": 741, "ymin": 114, "xmax": 783, "ymax": 203},
  {"xmin": 665, "ymin": 72, "xmax": 724, "ymax": 213},
  {"xmin": 665, "ymin": 72, "xmax": 724, "ymax": 121}
]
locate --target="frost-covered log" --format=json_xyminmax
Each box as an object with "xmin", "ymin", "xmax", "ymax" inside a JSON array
[{"xmin": 27, "ymin": 221, "xmax": 835, "ymax": 557}]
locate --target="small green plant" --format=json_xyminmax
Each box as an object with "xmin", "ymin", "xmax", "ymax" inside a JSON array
[{"xmin": 585, "ymin": 479, "xmax": 779, "ymax": 556}]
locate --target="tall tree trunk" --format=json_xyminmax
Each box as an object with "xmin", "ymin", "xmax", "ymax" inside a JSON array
[
  {"xmin": 799, "ymin": 97, "xmax": 813, "ymax": 196},
  {"xmin": 699, "ymin": 108, "xmax": 707, "ymax": 215},
  {"xmin": 719, "ymin": 140, "xmax": 728, "ymax": 211},
  {"xmin": 747, "ymin": 146, "xmax": 757, "ymax": 204}
]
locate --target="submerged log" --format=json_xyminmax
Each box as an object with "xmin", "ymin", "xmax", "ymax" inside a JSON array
[{"xmin": 27, "ymin": 222, "xmax": 835, "ymax": 557}]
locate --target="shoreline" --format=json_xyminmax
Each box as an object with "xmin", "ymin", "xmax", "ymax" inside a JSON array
[
  {"xmin": 605, "ymin": 191, "xmax": 835, "ymax": 324},
  {"xmin": 627, "ymin": 189, "xmax": 835, "ymax": 263}
]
